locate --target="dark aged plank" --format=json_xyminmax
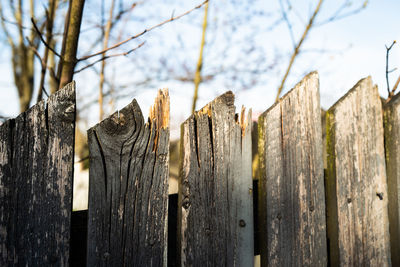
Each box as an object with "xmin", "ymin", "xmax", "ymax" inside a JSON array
[
  {"xmin": 326, "ymin": 77, "xmax": 391, "ymax": 266},
  {"xmin": 384, "ymin": 93, "xmax": 400, "ymax": 266},
  {"xmin": 87, "ymin": 90, "xmax": 169, "ymax": 267},
  {"xmin": 0, "ymin": 82, "xmax": 75, "ymax": 266},
  {"xmin": 178, "ymin": 92, "xmax": 253, "ymax": 266},
  {"xmin": 258, "ymin": 72, "xmax": 327, "ymax": 266}
]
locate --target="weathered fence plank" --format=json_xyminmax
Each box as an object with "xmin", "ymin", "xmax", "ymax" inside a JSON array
[
  {"xmin": 326, "ymin": 77, "xmax": 391, "ymax": 266},
  {"xmin": 87, "ymin": 90, "xmax": 169, "ymax": 266},
  {"xmin": 0, "ymin": 82, "xmax": 75, "ymax": 266},
  {"xmin": 384, "ymin": 93, "xmax": 400, "ymax": 266},
  {"xmin": 258, "ymin": 72, "xmax": 327, "ymax": 266},
  {"xmin": 178, "ymin": 92, "xmax": 253, "ymax": 266}
]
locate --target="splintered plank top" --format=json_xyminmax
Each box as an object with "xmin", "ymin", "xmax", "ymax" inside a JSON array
[
  {"xmin": 87, "ymin": 90, "xmax": 169, "ymax": 267},
  {"xmin": 326, "ymin": 77, "xmax": 391, "ymax": 266},
  {"xmin": 178, "ymin": 91, "xmax": 254, "ymax": 266}
]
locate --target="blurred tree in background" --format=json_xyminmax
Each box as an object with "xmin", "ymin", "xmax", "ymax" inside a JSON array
[
  {"xmin": 0, "ymin": 0, "xmax": 368, "ymax": 120},
  {"xmin": 0, "ymin": 0, "xmax": 86, "ymax": 112}
]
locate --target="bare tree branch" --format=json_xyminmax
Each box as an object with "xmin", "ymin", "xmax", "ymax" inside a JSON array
[
  {"xmin": 74, "ymin": 42, "xmax": 145, "ymax": 74},
  {"xmin": 26, "ymin": 37, "xmax": 51, "ymax": 98},
  {"xmin": 99, "ymin": 0, "xmax": 116, "ymax": 120},
  {"xmin": 113, "ymin": 2, "xmax": 138, "ymax": 24},
  {"xmin": 0, "ymin": 2, "xmax": 16, "ymax": 48},
  {"xmin": 16, "ymin": 0, "xmax": 24, "ymax": 47},
  {"xmin": 265, "ymin": 16, "xmax": 284, "ymax": 31},
  {"xmin": 115, "ymin": 3, "xmax": 138, "ymax": 47},
  {"xmin": 275, "ymin": 0, "xmax": 323, "ymax": 101},
  {"xmin": 191, "ymin": 0, "xmax": 209, "ymax": 113},
  {"xmin": 37, "ymin": 0, "xmax": 58, "ymax": 102},
  {"xmin": 316, "ymin": 0, "xmax": 368, "ymax": 26},
  {"xmin": 56, "ymin": 0, "xmax": 72, "ymax": 84},
  {"xmin": 279, "ymin": 0, "xmax": 296, "ymax": 49},
  {"xmin": 48, "ymin": 65, "xmax": 58, "ymax": 86},
  {"xmin": 285, "ymin": 0, "xmax": 305, "ymax": 25},
  {"xmin": 78, "ymin": 0, "xmax": 209, "ymax": 62},
  {"xmin": 78, "ymin": 2, "xmax": 138, "ymax": 57},
  {"xmin": 31, "ymin": 17, "xmax": 62, "ymax": 58},
  {"xmin": 58, "ymin": 0, "xmax": 85, "ymax": 89},
  {"xmin": 26, "ymin": 37, "xmax": 44, "ymax": 66},
  {"xmin": 386, "ymin": 40, "xmax": 396, "ymax": 96},
  {"xmin": 390, "ymin": 75, "xmax": 400, "ymax": 98},
  {"xmin": 1, "ymin": 16, "xmax": 34, "ymax": 30}
]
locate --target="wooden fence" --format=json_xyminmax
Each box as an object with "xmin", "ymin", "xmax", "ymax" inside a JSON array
[
  {"xmin": 0, "ymin": 72, "xmax": 398, "ymax": 266},
  {"xmin": 0, "ymin": 83, "xmax": 75, "ymax": 266}
]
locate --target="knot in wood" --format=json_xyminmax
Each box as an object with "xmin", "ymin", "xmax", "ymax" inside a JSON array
[
  {"xmin": 347, "ymin": 198, "xmax": 352, "ymax": 203},
  {"xmin": 182, "ymin": 197, "xmax": 190, "ymax": 209},
  {"xmin": 239, "ymin": 219, "xmax": 246, "ymax": 227},
  {"xmin": 56, "ymin": 103, "xmax": 75, "ymax": 123},
  {"xmin": 111, "ymin": 112, "xmax": 126, "ymax": 126},
  {"xmin": 276, "ymin": 213, "xmax": 282, "ymax": 220},
  {"xmin": 376, "ymin": 192, "xmax": 384, "ymax": 200}
]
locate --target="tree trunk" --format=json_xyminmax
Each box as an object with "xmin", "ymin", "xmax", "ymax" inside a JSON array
[
  {"xmin": 58, "ymin": 0, "xmax": 85, "ymax": 89},
  {"xmin": 12, "ymin": 45, "xmax": 34, "ymax": 112}
]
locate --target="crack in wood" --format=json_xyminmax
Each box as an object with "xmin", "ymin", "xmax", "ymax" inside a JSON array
[
  {"xmin": 0, "ymin": 82, "xmax": 75, "ymax": 266},
  {"xmin": 193, "ymin": 116, "xmax": 201, "ymax": 168},
  {"xmin": 258, "ymin": 72, "xmax": 327, "ymax": 266},
  {"xmin": 93, "ymin": 129, "xmax": 108, "ymax": 196},
  {"xmin": 178, "ymin": 90, "xmax": 253, "ymax": 266},
  {"xmin": 87, "ymin": 90, "xmax": 169, "ymax": 266}
]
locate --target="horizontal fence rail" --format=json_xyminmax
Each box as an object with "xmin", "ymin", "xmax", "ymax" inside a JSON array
[{"xmin": 1, "ymin": 73, "xmax": 399, "ymax": 266}]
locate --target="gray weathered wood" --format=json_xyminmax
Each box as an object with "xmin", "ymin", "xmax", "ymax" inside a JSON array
[
  {"xmin": 384, "ymin": 93, "xmax": 400, "ymax": 266},
  {"xmin": 87, "ymin": 90, "xmax": 169, "ymax": 267},
  {"xmin": 0, "ymin": 82, "xmax": 76, "ymax": 266},
  {"xmin": 258, "ymin": 72, "xmax": 327, "ymax": 266},
  {"xmin": 326, "ymin": 77, "xmax": 391, "ymax": 266},
  {"xmin": 178, "ymin": 92, "xmax": 253, "ymax": 266}
]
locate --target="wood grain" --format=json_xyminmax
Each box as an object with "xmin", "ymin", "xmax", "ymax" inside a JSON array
[
  {"xmin": 258, "ymin": 72, "xmax": 327, "ymax": 266},
  {"xmin": 384, "ymin": 93, "xmax": 400, "ymax": 266},
  {"xmin": 0, "ymin": 82, "xmax": 75, "ymax": 266},
  {"xmin": 87, "ymin": 89, "xmax": 169, "ymax": 266},
  {"xmin": 326, "ymin": 77, "xmax": 391, "ymax": 266},
  {"xmin": 178, "ymin": 92, "xmax": 253, "ymax": 266}
]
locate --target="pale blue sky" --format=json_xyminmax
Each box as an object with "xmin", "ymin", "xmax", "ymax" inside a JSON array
[{"xmin": 0, "ymin": 0, "xmax": 399, "ymax": 139}]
